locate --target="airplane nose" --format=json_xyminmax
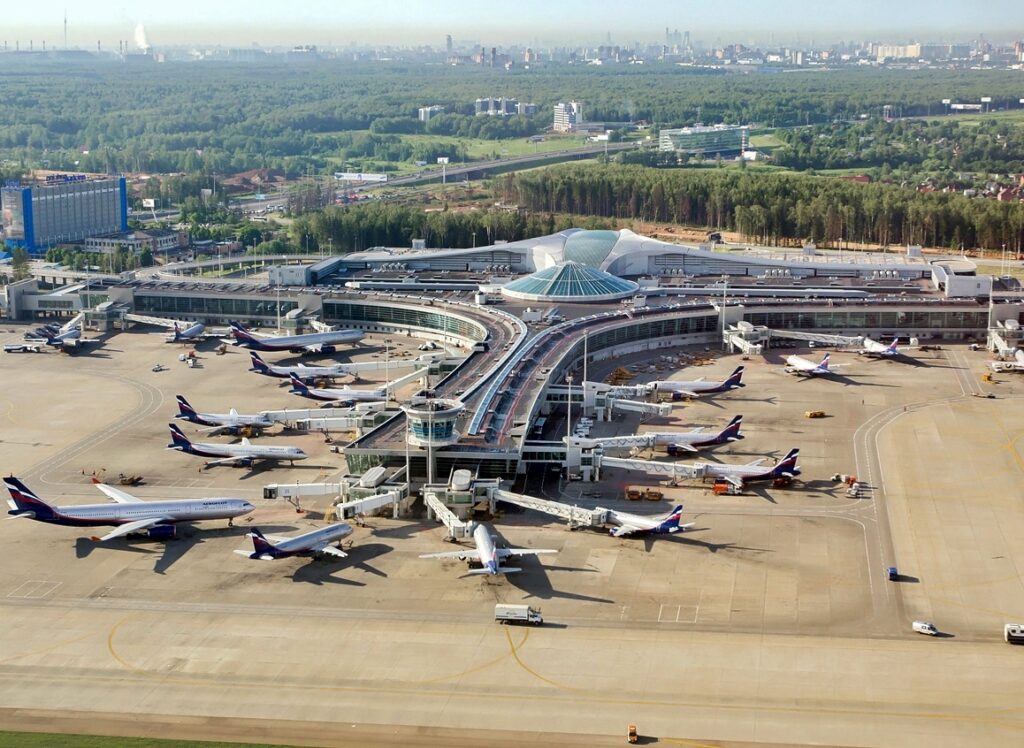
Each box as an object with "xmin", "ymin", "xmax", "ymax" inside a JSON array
[{"xmin": 242, "ymin": 502, "xmax": 255, "ymax": 512}]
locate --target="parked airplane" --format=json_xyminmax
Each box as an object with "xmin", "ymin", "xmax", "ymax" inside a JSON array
[
  {"xmin": 24, "ymin": 313, "xmax": 95, "ymax": 350},
  {"xmin": 248, "ymin": 351, "xmax": 352, "ymax": 382},
  {"xmin": 288, "ymin": 373, "xmax": 386, "ymax": 404},
  {"xmin": 175, "ymin": 395, "xmax": 274, "ymax": 435},
  {"xmin": 646, "ymin": 366, "xmax": 745, "ymax": 400},
  {"xmin": 602, "ymin": 503, "xmax": 694, "ymax": 537},
  {"xmin": 166, "ymin": 423, "xmax": 307, "ymax": 467},
  {"xmin": 165, "ymin": 321, "xmax": 209, "ymax": 343},
  {"xmin": 702, "ymin": 448, "xmax": 801, "ymax": 488},
  {"xmin": 784, "ymin": 353, "xmax": 845, "ymax": 376},
  {"xmin": 859, "ymin": 337, "xmax": 900, "ymax": 358},
  {"xmin": 419, "ymin": 522, "xmax": 557, "ymax": 575},
  {"xmin": 665, "ymin": 415, "xmax": 744, "ymax": 454},
  {"xmin": 234, "ymin": 524, "xmax": 353, "ymax": 560},
  {"xmin": 4, "ymin": 476, "xmax": 253, "ymax": 541},
  {"xmin": 228, "ymin": 321, "xmax": 364, "ymax": 354}
]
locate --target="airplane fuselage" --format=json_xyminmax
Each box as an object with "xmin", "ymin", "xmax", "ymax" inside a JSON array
[
  {"xmin": 10, "ymin": 498, "xmax": 253, "ymax": 528},
  {"xmin": 170, "ymin": 441, "xmax": 307, "ymax": 462},
  {"xmin": 267, "ymin": 524, "xmax": 354, "ymax": 558},
  {"xmin": 233, "ymin": 328, "xmax": 364, "ymax": 351}
]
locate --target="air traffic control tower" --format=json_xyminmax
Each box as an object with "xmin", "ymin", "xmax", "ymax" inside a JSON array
[
  {"xmin": 401, "ymin": 398, "xmax": 466, "ymax": 486},
  {"xmin": 401, "ymin": 398, "xmax": 465, "ymax": 448}
]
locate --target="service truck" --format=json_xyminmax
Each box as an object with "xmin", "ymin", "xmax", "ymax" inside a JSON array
[{"xmin": 494, "ymin": 604, "xmax": 543, "ymax": 626}]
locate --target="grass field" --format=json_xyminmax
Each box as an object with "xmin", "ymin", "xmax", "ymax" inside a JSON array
[
  {"xmin": 749, "ymin": 133, "xmax": 787, "ymax": 150},
  {"xmin": 0, "ymin": 733, "xmax": 296, "ymax": 748}
]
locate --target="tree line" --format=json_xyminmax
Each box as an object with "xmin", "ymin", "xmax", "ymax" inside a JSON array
[{"xmin": 497, "ymin": 164, "xmax": 1024, "ymax": 251}]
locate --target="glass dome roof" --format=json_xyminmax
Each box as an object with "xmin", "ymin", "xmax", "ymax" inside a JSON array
[
  {"xmin": 501, "ymin": 261, "xmax": 639, "ymax": 302},
  {"xmin": 562, "ymin": 230, "xmax": 620, "ymax": 268}
]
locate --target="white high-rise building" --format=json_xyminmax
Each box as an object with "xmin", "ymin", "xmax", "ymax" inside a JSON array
[{"xmin": 553, "ymin": 101, "xmax": 583, "ymax": 132}]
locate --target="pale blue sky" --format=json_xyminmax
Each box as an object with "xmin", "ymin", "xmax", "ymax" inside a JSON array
[{"xmin": 6, "ymin": 1, "xmax": 1022, "ymax": 47}]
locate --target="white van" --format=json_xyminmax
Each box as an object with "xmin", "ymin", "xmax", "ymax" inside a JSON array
[{"xmin": 912, "ymin": 621, "xmax": 938, "ymax": 636}]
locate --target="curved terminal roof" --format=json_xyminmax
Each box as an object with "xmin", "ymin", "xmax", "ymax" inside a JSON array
[
  {"xmin": 562, "ymin": 230, "xmax": 621, "ymax": 267},
  {"xmin": 501, "ymin": 261, "xmax": 639, "ymax": 302}
]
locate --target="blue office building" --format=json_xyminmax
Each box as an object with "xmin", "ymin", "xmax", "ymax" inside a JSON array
[{"xmin": 2, "ymin": 176, "xmax": 128, "ymax": 254}]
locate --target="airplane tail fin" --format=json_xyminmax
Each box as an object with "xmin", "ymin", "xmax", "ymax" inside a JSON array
[
  {"xmin": 167, "ymin": 423, "xmax": 193, "ymax": 450},
  {"xmin": 718, "ymin": 415, "xmax": 743, "ymax": 442},
  {"xmin": 175, "ymin": 394, "xmax": 198, "ymax": 420},
  {"xmin": 820, "ymin": 354, "xmax": 831, "ymax": 370},
  {"xmin": 724, "ymin": 366, "xmax": 745, "ymax": 388},
  {"xmin": 248, "ymin": 352, "xmax": 269, "ymax": 372},
  {"xmin": 249, "ymin": 528, "xmax": 279, "ymax": 557},
  {"xmin": 656, "ymin": 503, "xmax": 685, "ymax": 533},
  {"xmin": 888, "ymin": 338, "xmax": 899, "ymax": 352},
  {"xmin": 3, "ymin": 477, "xmax": 56, "ymax": 519},
  {"xmin": 772, "ymin": 449, "xmax": 801, "ymax": 477},
  {"xmin": 229, "ymin": 321, "xmax": 256, "ymax": 344},
  {"xmin": 288, "ymin": 373, "xmax": 309, "ymax": 392}
]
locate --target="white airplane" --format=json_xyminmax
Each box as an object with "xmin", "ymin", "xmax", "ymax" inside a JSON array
[
  {"xmin": 234, "ymin": 524, "xmax": 353, "ymax": 560},
  {"xmin": 784, "ymin": 353, "xmax": 845, "ymax": 376},
  {"xmin": 174, "ymin": 395, "xmax": 274, "ymax": 435},
  {"xmin": 248, "ymin": 352, "xmax": 352, "ymax": 382},
  {"xmin": 646, "ymin": 366, "xmax": 745, "ymax": 400},
  {"xmin": 419, "ymin": 522, "xmax": 558, "ymax": 575},
  {"xmin": 24, "ymin": 313, "xmax": 97, "ymax": 351},
  {"xmin": 4, "ymin": 476, "xmax": 253, "ymax": 541},
  {"xmin": 601, "ymin": 503, "xmax": 694, "ymax": 537},
  {"xmin": 702, "ymin": 448, "xmax": 801, "ymax": 488},
  {"xmin": 859, "ymin": 337, "xmax": 900, "ymax": 358},
  {"xmin": 288, "ymin": 373, "xmax": 386, "ymax": 404},
  {"xmin": 167, "ymin": 423, "xmax": 307, "ymax": 468},
  {"xmin": 662, "ymin": 415, "xmax": 743, "ymax": 454},
  {"xmin": 229, "ymin": 321, "xmax": 364, "ymax": 354}
]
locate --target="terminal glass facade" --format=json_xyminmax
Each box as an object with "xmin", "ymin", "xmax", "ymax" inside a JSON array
[
  {"xmin": 135, "ymin": 293, "xmax": 297, "ymax": 319},
  {"xmin": 324, "ymin": 301, "xmax": 486, "ymax": 341},
  {"xmin": 2, "ymin": 177, "xmax": 128, "ymax": 253},
  {"xmin": 502, "ymin": 262, "xmax": 638, "ymax": 302}
]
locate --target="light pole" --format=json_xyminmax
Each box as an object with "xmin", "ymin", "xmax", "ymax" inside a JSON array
[
  {"xmin": 275, "ymin": 286, "xmax": 282, "ymax": 333},
  {"xmin": 720, "ymin": 274, "xmax": 728, "ymax": 349},
  {"xmin": 383, "ymin": 337, "xmax": 392, "ymax": 401},
  {"xmin": 566, "ymin": 374, "xmax": 574, "ymax": 443}
]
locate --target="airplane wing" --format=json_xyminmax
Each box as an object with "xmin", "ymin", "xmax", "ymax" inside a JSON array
[
  {"xmin": 302, "ymin": 343, "xmax": 323, "ymax": 353},
  {"xmin": 673, "ymin": 389, "xmax": 700, "ymax": 398},
  {"xmin": 98, "ymin": 517, "xmax": 170, "ymax": 541},
  {"xmin": 467, "ymin": 567, "xmax": 521, "ymax": 575},
  {"xmin": 313, "ymin": 544, "xmax": 348, "ymax": 558},
  {"xmin": 233, "ymin": 549, "xmax": 274, "ymax": 560},
  {"xmin": 198, "ymin": 425, "xmax": 232, "ymax": 435},
  {"xmin": 669, "ymin": 442, "xmax": 699, "ymax": 453},
  {"xmin": 722, "ymin": 475, "xmax": 744, "ymax": 489},
  {"xmin": 92, "ymin": 483, "xmax": 144, "ymax": 504},
  {"xmin": 419, "ymin": 550, "xmax": 473, "ymax": 560},
  {"xmin": 499, "ymin": 548, "xmax": 559, "ymax": 558},
  {"xmin": 610, "ymin": 524, "xmax": 642, "ymax": 537},
  {"xmin": 744, "ymin": 458, "xmax": 768, "ymax": 467}
]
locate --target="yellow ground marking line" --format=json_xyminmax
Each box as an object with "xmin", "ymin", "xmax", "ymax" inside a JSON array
[
  {"xmin": 660, "ymin": 738, "xmax": 726, "ymax": 748},
  {"xmin": 0, "ymin": 628, "xmax": 104, "ymax": 665},
  {"xmin": 503, "ymin": 626, "xmax": 585, "ymax": 692},
  {"xmin": 415, "ymin": 628, "xmax": 529, "ymax": 684},
  {"xmin": 100, "ymin": 615, "xmax": 1024, "ymax": 733}
]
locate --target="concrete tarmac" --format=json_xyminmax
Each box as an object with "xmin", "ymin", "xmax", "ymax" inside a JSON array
[{"xmin": 1, "ymin": 330, "xmax": 1024, "ymax": 746}]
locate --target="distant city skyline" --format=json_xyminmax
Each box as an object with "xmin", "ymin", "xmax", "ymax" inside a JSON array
[{"xmin": 4, "ymin": 1, "xmax": 1023, "ymax": 49}]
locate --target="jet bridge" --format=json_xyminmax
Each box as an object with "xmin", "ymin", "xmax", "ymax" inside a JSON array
[
  {"xmin": 334, "ymin": 490, "xmax": 402, "ymax": 519},
  {"xmin": 597, "ymin": 455, "xmax": 707, "ymax": 481},
  {"xmin": 494, "ymin": 489, "xmax": 607, "ymax": 529},
  {"xmin": 609, "ymin": 399, "xmax": 672, "ymax": 417},
  {"xmin": 424, "ymin": 491, "xmax": 472, "ymax": 539},
  {"xmin": 768, "ymin": 330, "xmax": 862, "ymax": 347}
]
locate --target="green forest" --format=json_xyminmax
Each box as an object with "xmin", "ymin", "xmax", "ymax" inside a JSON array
[
  {"xmin": 1, "ymin": 61, "xmax": 1023, "ymax": 176},
  {"xmin": 497, "ymin": 164, "xmax": 1024, "ymax": 251}
]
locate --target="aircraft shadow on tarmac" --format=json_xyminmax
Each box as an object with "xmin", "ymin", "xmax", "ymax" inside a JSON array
[
  {"xmin": 367, "ymin": 521, "xmax": 432, "ymax": 541},
  {"xmin": 232, "ymin": 463, "xmax": 331, "ymax": 481},
  {"xmin": 74, "ymin": 523, "xmax": 302, "ymax": 575},
  {"xmin": 483, "ymin": 526, "xmax": 615, "ymax": 604}
]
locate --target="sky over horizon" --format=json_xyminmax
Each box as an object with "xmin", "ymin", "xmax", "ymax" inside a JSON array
[{"xmin": 5, "ymin": 1, "xmax": 1023, "ymax": 48}]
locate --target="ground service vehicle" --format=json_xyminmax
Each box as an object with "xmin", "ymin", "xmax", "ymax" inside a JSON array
[
  {"xmin": 1005, "ymin": 624, "xmax": 1024, "ymax": 644},
  {"xmin": 912, "ymin": 621, "xmax": 938, "ymax": 636},
  {"xmin": 494, "ymin": 604, "xmax": 543, "ymax": 625},
  {"xmin": 627, "ymin": 723, "xmax": 638, "ymax": 743}
]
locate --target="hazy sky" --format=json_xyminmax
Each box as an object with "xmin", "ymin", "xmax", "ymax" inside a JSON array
[{"xmin": 6, "ymin": 1, "xmax": 1023, "ymax": 48}]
